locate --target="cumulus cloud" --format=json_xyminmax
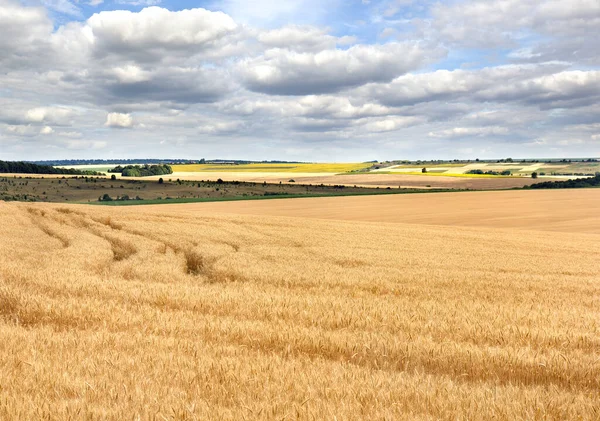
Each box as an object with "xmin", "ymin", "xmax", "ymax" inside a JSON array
[
  {"xmin": 361, "ymin": 116, "xmax": 424, "ymax": 133},
  {"xmin": 101, "ymin": 66, "xmax": 232, "ymax": 105},
  {"xmin": 87, "ymin": 7, "xmax": 238, "ymax": 61},
  {"xmin": 241, "ymin": 42, "xmax": 436, "ymax": 95},
  {"xmin": 257, "ymin": 25, "xmax": 353, "ymax": 52},
  {"xmin": 287, "ymin": 96, "xmax": 392, "ymax": 119},
  {"xmin": 25, "ymin": 107, "xmax": 76, "ymax": 126},
  {"xmin": 0, "ymin": 1, "xmax": 53, "ymax": 69},
  {"xmin": 4, "ymin": 125, "xmax": 40, "ymax": 137},
  {"xmin": 105, "ymin": 112, "xmax": 133, "ymax": 128},
  {"xmin": 359, "ymin": 65, "xmax": 600, "ymax": 110}
]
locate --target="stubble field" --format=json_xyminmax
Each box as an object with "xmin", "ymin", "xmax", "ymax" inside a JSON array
[
  {"xmin": 142, "ymin": 172, "xmax": 565, "ymax": 190},
  {"xmin": 1, "ymin": 189, "xmax": 599, "ymax": 420}
]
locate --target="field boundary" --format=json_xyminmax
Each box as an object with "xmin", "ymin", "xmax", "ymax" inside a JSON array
[{"xmin": 86, "ymin": 188, "xmax": 461, "ymax": 206}]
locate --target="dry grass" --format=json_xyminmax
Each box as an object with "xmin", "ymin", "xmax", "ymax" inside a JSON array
[{"xmin": 0, "ymin": 193, "xmax": 599, "ymax": 420}]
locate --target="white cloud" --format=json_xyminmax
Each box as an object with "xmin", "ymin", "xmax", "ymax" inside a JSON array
[
  {"xmin": 361, "ymin": 116, "xmax": 423, "ymax": 133},
  {"xmin": 105, "ymin": 112, "xmax": 133, "ymax": 128},
  {"xmin": 258, "ymin": 25, "xmax": 341, "ymax": 52},
  {"xmin": 25, "ymin": 107, "xmax": 76, "ymax": 125},
  {"xmin": 198, "ymin": 121, "xmax": 243, "ymax": 134},
  {"xmin": 241, "ymin": 42, "xmax": 436, "ymax": 95},
  {"xmin": 4, "ymin": 125, "xmax": 39, "ymax": 137},
  {"xmin": 0, "ymin": 1, "xmax": 53, "ymax": 69},
  {"xmin": 108, "ymin": 65, "xmax": 152, "ymax": 84},
  {"xmin": 290, "ymin": 96, "xmax": 392, "ymax": 119},
  {"xmin": 87, "ymin": 7, "xmax": 237, "ymax": 59},
  {"xmin": 428, "ymin": 127, "xmax": 510, "ymax": 138},
  {"xmin": 359, "ymin": 65, "xmax": 600, "ymax": 110},
  {"xmin": 62, "ymin": 139, "xmax": 107, "ymax": 150}
]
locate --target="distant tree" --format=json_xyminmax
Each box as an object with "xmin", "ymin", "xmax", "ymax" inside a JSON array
[
  {"xmin": 109, "ymin": 164, "xmax": 172, "ymax": 177},
  {"xmin": 217, "ymin": 178, "xmax": 224, "ymax": 184},
  {"xmin": 421, "ymin": 167, "xmax": 427, "ymax": 173},
  {"xmin": 531, "ymin": 172, "xmax": 538, "ymax": 179},
  {"xmin": 158, "ymin": 178, "xmax": 164, "ymax": 184}
]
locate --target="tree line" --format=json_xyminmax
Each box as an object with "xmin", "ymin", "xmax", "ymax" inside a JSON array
[
  {"xmin": 527, "ymin": 173, "xmax": 600, "ymax": 189},
  {"xmin": 0, "ymin": 160, "xmax": 102, "ymax": 175},
  {"xmin": 32, "ymin": 159, "xmax": 203, "ymax": 166},
  {"xmin": 467, "ymin": 169, "xmax": 512, "ymax": 176}
]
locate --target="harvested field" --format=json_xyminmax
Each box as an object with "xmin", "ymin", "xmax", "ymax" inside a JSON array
[
  {"xmin": 142, "ymin": 171, "xmax": 340, "ymax": 183},
  {"xmin": 144, "ymin": 172, "xmax": 569, "ymax": 189},
  {"xmin": 146, "ymin": 189, "xmax": 600, "ymax": 233},
  {"xmin": 1, "ymin": 190, "xmax": 599, "ymax": 420},
  {"xmin": 171, "ymin": 163, "xmax": 372, "ymax": 173},
  {"xmin": 313, "ymin": 174, "xmax": 569, "ymax": 189}
]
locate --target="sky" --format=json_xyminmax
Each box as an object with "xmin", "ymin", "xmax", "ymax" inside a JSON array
[{"xmin": 1, "ymin": 0, "xmax": 599, "ymax": 161}]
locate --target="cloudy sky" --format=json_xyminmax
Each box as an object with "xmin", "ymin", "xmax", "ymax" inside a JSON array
[{"xmin": 1, "ymin": 0, "xmax": 599, "ymax": 161}]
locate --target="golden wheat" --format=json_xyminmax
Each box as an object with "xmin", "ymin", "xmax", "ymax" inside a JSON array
[{"xmin": 0, "ymin": 192, "xmax": 599, "ymax": 420}]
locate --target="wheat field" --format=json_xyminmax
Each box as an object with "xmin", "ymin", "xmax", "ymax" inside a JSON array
[{"xmin": 1, "ymin": 191, "xmax": 599, "ymax": 420}]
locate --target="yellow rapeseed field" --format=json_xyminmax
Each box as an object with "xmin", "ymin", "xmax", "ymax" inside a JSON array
[
  {"xmin": 171, "ymin": 163, "xmax": 371, "ymax": 173},
  {"xmin": 0, "ymin": 191, "xmax": 599, "ymax": 420}
]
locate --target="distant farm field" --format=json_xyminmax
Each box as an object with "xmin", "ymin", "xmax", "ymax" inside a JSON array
[
  {"xmin": 172, "ymin": 163, "xmax": 372, "ymax": 173},
  {"xmin": 1, "ymin": 189, "xmax": 599, "ymax": 420},
  {"xmin": 380, "ymin": 171, "xmax": 514, "ymax": 178},
  {"xmin": 142, "ymin": 171, "xmax": 569, "ymax": 190}
]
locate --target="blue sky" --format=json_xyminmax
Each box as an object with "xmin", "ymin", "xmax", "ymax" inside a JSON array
[{"xmin": 1, "ymin": 0, "xmax": 599, "ymax": 161}]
